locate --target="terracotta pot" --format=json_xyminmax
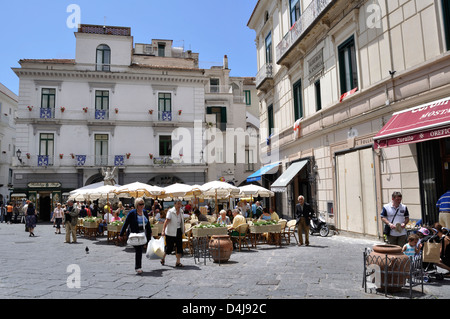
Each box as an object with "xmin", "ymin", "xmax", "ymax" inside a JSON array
[
  {"xmin": 368, "ymin": 244, "xmax": 410, "ymax": 292},
  {"xmin": 209, "ymin": 235, "xmax": 233, "ymax": 263}
]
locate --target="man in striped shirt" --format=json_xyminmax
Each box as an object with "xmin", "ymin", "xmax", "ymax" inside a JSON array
[{"xmin": 436, "ymin": 190, "xmax": 450, "ymax": 228}]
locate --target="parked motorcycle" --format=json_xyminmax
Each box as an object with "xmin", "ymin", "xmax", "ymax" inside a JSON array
[{"xmin": 309, "ymin": 213, "xmax": 330, "ymax": 237}]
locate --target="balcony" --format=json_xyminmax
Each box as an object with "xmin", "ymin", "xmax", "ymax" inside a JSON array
[
  {"xmin": 276, "ymin": 0, "xmax": 335, "ymax": 64},
  {"xmin": 255, "ymin": 63, "xmax": 274, "ymax": 91},
  {"xmin": 13, "ymin": 154, "xmax": 204, "ymax": 168}
]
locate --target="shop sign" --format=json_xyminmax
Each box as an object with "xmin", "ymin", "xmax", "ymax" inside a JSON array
[{"xmin": 27, "ymin": 182, "xmax": 61, "ymax": 188}]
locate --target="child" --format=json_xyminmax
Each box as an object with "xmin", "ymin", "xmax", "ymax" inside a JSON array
[{"xmin": 402, "ymin": 234, "xmax": 420, "ymax": 257}]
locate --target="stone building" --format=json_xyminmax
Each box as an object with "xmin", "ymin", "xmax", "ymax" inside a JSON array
[{"xmin": 248, "ymin": 0, "xmax": 450, "ymax": 237}]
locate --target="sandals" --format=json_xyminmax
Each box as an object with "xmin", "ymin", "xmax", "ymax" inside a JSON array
[
  {"xmin": 175, "ymin": 263, "xmax": 184, "ymax": 268},
  {"xmin": 160, "ymin": 259, "xmax": 165, "ymax": 266}
]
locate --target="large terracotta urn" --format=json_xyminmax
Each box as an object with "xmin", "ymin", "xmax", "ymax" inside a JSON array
[
  {"xmin": 209, "ymin": 235, "xmax": 233, "ymax": 263},
  {"xmin": 368, "ymin": 244, "xmax": 410, "ymax": 292}
]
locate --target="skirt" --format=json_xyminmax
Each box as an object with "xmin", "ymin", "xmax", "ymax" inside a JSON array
[{"xmin": 26, "ymin": 215, "xmax": 37, "ymax": 229}]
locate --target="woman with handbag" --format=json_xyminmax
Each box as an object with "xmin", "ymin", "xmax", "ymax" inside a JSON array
[{"xmin": 119, "ymin": 198, "xmax": 152, "ymax": 274}]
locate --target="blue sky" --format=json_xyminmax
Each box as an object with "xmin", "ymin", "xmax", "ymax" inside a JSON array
[{"xmin": 0, "ymin": 0, "xmax": 259, "ymax": 95}]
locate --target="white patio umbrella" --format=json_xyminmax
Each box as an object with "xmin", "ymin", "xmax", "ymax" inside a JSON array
[
  {"xmin": 69, "ymin": 184, "xmax": 120, "ymax": 201},
  {"xmin": 114, "ymin": 182, "xmax": 165, "ymax": 199},
  {"xmin": 199, "ymin": 181, "xmax": 240, "ymax": 213},
  {"xmin": 237, "ymin": 184, "xmax": 275, "ymax": 198},
  {"xmin": 162, "ymin": 183, "xmax": 202, "ymax": 200}
]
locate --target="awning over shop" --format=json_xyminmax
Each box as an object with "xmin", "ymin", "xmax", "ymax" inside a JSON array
[
  {"xmin": 246, "ymin": 161, "xmax": 281, "ymax": 182},
  {"xmin": 374, "ymin": 96, "xmax": 450, "ymax": 149},
  {"xmin": 270, "ymin": 160, "xmax": 308, "ymax": 193}
]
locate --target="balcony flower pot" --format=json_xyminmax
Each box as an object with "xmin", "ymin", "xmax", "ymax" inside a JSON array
[
  {"xmin": 115, "ymin": 108, "xmax": 119, "ymax": 114},
  {"xmin": 26, "ymin": 153, "xmax": 31, "ymax": 159},
  {"xmin": 178, "ymin": 110, "xmax": 182, "ymax": 115},
  {"xmin": 27, "ymin": 106, "xmax": 33, "ymax": 112},
  {"xmin": 59, "ymin": 154, "xmax": 64, "ymax": 159},
  {"xmin": 149, "ymin": 110, "xmax": 153, "ymax": 115},
  {"xmin": 82, "ymin": 107, "xmax": 88, "ymax": 113},
  {"xmin": 149, "ymin": 154, "xmax": 153, "ymax": 159},
  {"xmin": 60, "ymin": 107, "xmax": 65, "ymax": 113},
  {"xmin": 126, "ymin": 153, "xmax": 131, "ymax": 159}
]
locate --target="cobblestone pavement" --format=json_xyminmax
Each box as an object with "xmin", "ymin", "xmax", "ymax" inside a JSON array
[{"xmin": 0, "ymin": 223, "xmax": 448, "ymax": 301}]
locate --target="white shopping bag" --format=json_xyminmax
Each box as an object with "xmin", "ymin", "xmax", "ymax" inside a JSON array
[{"xmin": 146, "ymin": 236, "xmax": 165, "ymax": 259}]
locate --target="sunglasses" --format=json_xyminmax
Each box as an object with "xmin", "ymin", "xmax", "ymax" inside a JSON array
[{"xmin": 138, "ymin": 203, "xmax": 145, "ymax": 206}]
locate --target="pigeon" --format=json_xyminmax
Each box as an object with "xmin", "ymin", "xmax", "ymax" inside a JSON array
[{"xmin": 85, "ymin": 246, "xmax": 89, "ymax": 254}]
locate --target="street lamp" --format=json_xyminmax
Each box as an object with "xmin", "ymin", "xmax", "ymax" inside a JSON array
[{"xmin": 16, "ymin": 149, "xmax": 22, "ymax": 164}]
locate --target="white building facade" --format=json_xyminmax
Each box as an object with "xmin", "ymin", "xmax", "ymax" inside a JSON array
[
  {"xmin": 248, "ymin": 0, "xmax": 450, "ymax": 237},
  {"xmin": 0, "ymin": 83, "xmax": 18, "ymax": 205},
  {"xmin": 12, "ymin": 24, "xmax": 259, "ymax": 220}
]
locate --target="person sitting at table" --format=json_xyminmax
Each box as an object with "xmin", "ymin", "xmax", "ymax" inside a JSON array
[
  {"xmin": 259, "ymin": 207, "xmax": 272, "ymax": 221},
  {"xmin": 111, "ymin": 211, "xmax": 121, "ymax": 222},
  {"xmin": 228, "ymin": 209, "xmax": 246, "ymax": 235},
  {"xmin": 194, "ymin": 209, "xmax": 208, "ymax": 222},
  {"xmin": 217, "ymin": 209, "xmax": 231, "ymax": 226},
  {"xmin": 270, "ymin": 208, "xmax": 280, "ymax": 222},
  {"xmin": 157, "ymin": 209, "xmax": 166, "ymax": 224}
]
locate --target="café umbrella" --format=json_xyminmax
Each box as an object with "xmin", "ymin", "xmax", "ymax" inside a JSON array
[
  {"xmin": 114, "ymin": 181, "xmax": 165, "ymax": 199},
  {"xmin": 199, "ymin": 181, "xmax": 240, "ymax": 213}
]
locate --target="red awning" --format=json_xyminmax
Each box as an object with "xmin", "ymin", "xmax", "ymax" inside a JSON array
[{"xmin": 374, "ymin": 96, "xmax": 450, "ymax": 149}]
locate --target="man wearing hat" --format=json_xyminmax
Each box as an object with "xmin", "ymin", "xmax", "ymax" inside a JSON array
[{"xmin": 436, "ymin": 189, "xmax": 450, "ymax": 228}]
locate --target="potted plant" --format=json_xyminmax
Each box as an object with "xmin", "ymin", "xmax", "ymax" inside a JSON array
[
  {"xmin": 149, "ymin": 109, "xmax": 153, "ymax": 115},
  {"xmin": 178, "ymin": 110, "xmax": 182, "ymax": 115},
  {"xmin": 82, "ymin": 107, "xmax": 88, "ymax": 113},
  {"xmin": 26, "ymin": 153, "xmax": 31, "ymax": 159},
  {"xmin": 115, "ymin": 108, "xmax": 119, "ymax": 114},
  {"xmin": 126, "ymin": 153, "xmax": 131, "ymax": 159},
  {"xmin": 70, "ymin": 153, "xmax": 75, "ymax": 159},
  {"xmin": 27, "ymin": 106, "xmax": 33, "ymax": 112},
  {"xmin": 60, "ymin": 106, "xmax": 66, "ymax": 113},
  {"xmin": 59, "ymin": 154, "xmax": 64, "ymax": 159},
  {"xmin": 149, "ymin": 153, "xmax": 153, "ymax": 159}
]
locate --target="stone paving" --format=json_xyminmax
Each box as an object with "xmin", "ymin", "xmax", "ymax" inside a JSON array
[{"xmin": 0, "ymin": 222, "xmax": 449, "ymax": 300}]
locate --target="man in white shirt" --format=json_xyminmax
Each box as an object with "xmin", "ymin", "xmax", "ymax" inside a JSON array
[{"xmin": 381, "ymin": 191, "xmax": 409, "ymax": 246}]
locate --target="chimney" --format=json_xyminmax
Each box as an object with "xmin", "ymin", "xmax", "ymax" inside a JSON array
[{"xmin": 223, "ymin": 55, "xmax": 228, "ymax": 69}]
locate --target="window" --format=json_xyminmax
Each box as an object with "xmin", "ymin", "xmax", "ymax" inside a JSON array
[
  {"xmin": 268, "ymin": 104, "xmax": 274, "ymax": 137},
  {"xmin": 210, "ymin": 79, "xmax": 220, "ymax": 93},
  {"xmin": 41, "ymin": 88, "xmax": 56, "ymax": 109},
  {"xmin": 95, "ymin": 90, "xmax": 109, "ymax": 110},
  {"xmin": 207, "ymin": 106, "xmax": 227, "ymax": 131},
  {"xmin": 96, "ymin": 44, "xmax": 111, "ymax": 71},
  {"xmin": 443, "ymin": 0, "xmax": 450, "ymax": 51},
  {"xmin": 158, "ymin": 93, "xmax": 172, "ymax": 120},
  {"xmin": 315, "ymin": 80, "xmax": 322, "ymax": 111},
  {"xmin": 158, "ymin": 43, "xmax": 166, "ymax": 57},
  {"xmin": 244, "ymin": 90, "xmax": 252, "ymax": 106},
  {"xmin": 265, "ymin": 32, "xmax": 273, "ymax": 64},
  {"xmin": 159, "ymin": 136, "xmax": 172, "ymax": 156},
  {"xmin": 95, "ymin": 134, "xmax": 108, "ymax": 166},
  {"xmin": 338, "ymin": 36, "xmax": 358, "ymax": 95},
  {"xmin": 246, "ymin": 149, "xmax": 255, "ymax": 171},
  {"xmin": 290, "ymin": 0, "xmax": 301, "ymax": 27},
  {"xmin": 293, "ymin": 80, "xmax": 303, "ymax": 120},
  {"xmin": 39, "ymin": 133, "xmax": 54, "ymax": 165}
]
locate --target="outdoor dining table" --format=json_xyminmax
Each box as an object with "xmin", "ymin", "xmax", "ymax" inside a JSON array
[{"xmin": 248, "ymin": 223, "xmax": 283, "ymax": 248}]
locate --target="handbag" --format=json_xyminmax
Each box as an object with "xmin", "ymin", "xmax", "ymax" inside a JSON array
[
  {"xmin": 127, "ymin": 213, "xmax": 147, "ymax": 246},
  {"xmin": 422, "ymin": 241, "xmax": 441, "ymax": 263},
  {"xmin": 383, "ymin": 207, "xmax": 399, "ymax": 236}
]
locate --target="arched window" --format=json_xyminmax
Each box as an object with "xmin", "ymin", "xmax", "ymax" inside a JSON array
[{"xmin": 96, "ymin": 44, "xmax": 111, "ymax": 71}]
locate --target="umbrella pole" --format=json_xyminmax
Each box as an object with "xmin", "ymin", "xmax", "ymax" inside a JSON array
[{"xmin": 215, "ymin": 190, "xmax": 218, "ymax": 215}]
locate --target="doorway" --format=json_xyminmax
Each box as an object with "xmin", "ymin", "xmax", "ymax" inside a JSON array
[
  {"xmin": 39, "ymin": 193, "xmax": 51, "ymax": 221},
  {"xmin": 336, "ymin": 147, "xmax": 378, "ymax": 236}
]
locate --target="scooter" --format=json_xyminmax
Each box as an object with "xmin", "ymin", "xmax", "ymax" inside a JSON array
[{"xmin": 309, "ymin": 213, "xmax": 330, "ymax": 237}]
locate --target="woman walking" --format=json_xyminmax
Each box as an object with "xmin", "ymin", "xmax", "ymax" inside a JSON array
[
  {"xmin": 26, "ymin": 202, "xmax": 37, "ymax": 237},
  {"xmin": 119, "ymin": 198, "xmax": 152, "ymax": 275},
  {"xmin": 52, "ymin": 203, "xmax": 64, "ymax": 234},
  {"xmin": 161, "ymin": 200, "xmax": 185, "ymax": 267}
]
